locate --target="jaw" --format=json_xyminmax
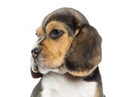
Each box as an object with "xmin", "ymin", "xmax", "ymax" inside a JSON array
[
  {"xmin": 37, "ymin": 66, "xmax": 64, "ymax": 74},
  {"xmin": 31, "ymin": 57, "xmax": 67, "ymax": 75},
  {"xmin": 31, "ymin": 57, "xmax": 39, "ymax": 73}
]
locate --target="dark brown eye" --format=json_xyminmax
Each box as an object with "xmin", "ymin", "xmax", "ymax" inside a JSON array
[{"xmin": 50, "ymin": 29, "xmax": 64, "ymax": 39}]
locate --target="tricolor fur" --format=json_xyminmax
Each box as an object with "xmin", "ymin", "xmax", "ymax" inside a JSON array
[{"xmin": 30, "ymin": 7, "xmax": 105, "ymax": 97}]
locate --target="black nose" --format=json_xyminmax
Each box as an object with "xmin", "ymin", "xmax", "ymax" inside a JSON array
[{"xmin": 31, "ymin": 47, "xmax": 41, "ymax": 58}]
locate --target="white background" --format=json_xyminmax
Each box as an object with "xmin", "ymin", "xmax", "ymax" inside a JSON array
[{"xmin": 0, "ymin": 0, "xmax": 120, "ymax": 97}]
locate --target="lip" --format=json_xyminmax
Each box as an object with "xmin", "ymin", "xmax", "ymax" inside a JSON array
[
  {"xmin": 31, "ymin": 57, "xmax": 39, "ymax": 73},
  {"xmin": 33, "ymin": 65, "xmax": 39, "ymax": 72},
  {"xmin": 31, "ymin": 64, "xmax": 39, "ymax": 73}
]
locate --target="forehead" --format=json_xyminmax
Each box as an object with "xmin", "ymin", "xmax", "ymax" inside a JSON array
[
  {"xmin": 45, "ymin": 21, "xmax": 68, "ymax": 33},
  {"xmin": 42, "ymin": 8, "xmax": 89, "ymax": 31},
  {"xmin": 37, "ymin": 8, "xmax": 89, "ymax": 36},
  {"xmin": 37, "ymin": 8, "xmax": 76, "ymax": 36},
  {"xmin": 36, "ymin": 21, "xmax": 73, "ymax": 37},
  {"xmin": 42, "ymin": 8, "xmax": 77, "ymax": 32}
]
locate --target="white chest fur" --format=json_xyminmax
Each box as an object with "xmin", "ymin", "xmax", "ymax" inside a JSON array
[{"xmin": 41, "ymin": 72, "xmax": 97, "ymax": 97}]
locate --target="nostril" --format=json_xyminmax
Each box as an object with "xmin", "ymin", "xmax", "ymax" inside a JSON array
[{"xmin": 31, "ymin": 47, "xmax": 41, "ymax": 57}]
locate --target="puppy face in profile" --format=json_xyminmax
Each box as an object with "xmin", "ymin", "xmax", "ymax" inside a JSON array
[{"xmin": 31, "ymin": 8, "xmax": 102, "ymax": 78}]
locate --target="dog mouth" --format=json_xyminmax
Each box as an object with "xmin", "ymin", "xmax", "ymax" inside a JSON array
[
  {"xmin": 31, "ymin": 56, "xmax": 67, "ymax": 75},
  {"xmin": 31, "ymin": 56, "xmax": 46, "ymax": 73},
  {"xmin": 31, "ymin": 57, "xmax": 39, "ymax": 73}
]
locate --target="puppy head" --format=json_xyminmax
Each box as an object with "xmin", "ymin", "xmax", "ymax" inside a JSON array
[{"xmin": 31, "ymin": 7, "xmax": 102, "ymax": 78}]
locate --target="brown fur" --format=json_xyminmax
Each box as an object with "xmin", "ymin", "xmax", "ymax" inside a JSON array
[
  {"xmin": 65, "ymin": 24, "xmax": 102, "ymax": 76},
  {"xmin": 36, "ymin": 21, "xmax": 73, "ymax": 69},
  {"xmin": 30, "ymin": 7, "xmax": 104, "ymax": 97},
  {"xmin": 31, "ymin": 7, "xmax": 102, "ymax": 77},
  {"xmin": 94, "ymin": 85, "xmax": 104, "ymax": 97},
  {"xmin": 36, "ymin": 27, "xmax": 44, "ymax": 37}
]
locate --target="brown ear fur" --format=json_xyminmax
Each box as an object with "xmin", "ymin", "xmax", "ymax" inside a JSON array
[
  {"xmin": 30, "ymin": 68, "xmax": 42, "ymax": 78},
  {"xmin": 65, "ymin": 24, "xmax": 102, "ymax": 77}
]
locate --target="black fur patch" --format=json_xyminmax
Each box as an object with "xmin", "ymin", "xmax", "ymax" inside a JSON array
[
  {"xmin": 44, "ymin": 12, "xmax": 77, "ymax": 36},
  {"xmin": 47, "ymin": 13, "xmax": 77, "ymax": 31},
  {"xmin": 65, "ymin": 57, "xmax": 93, "ymax": 72},
  {"xmin": 42, "ymin": 8, "xmax": 89, "ymax": 36},
  {"xmin": 83, "ymin": 67, "xmax": 102, "ymax": 84}
]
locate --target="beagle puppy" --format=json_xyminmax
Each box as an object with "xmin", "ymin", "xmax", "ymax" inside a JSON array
[{"xmin": 30, "ymin": 7, "xmax": 105, "ymax": 97}]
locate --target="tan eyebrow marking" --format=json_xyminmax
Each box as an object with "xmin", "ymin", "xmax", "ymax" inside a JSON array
[
  {"xmin": 36, "ymin": 27, "xmax": 44, "ymax": 36},
  {"xmin": 46, "ymin": 21, "xmax": 67, "ymax": 35}
]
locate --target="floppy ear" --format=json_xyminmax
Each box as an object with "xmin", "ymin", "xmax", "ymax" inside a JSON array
[
  {"xmin": 65, "ymin": 24, "xmax": 102, "ymax": 77},
  {"xmin": 30, "ymin": 68, "xmax": 42, "ymax": 78}
]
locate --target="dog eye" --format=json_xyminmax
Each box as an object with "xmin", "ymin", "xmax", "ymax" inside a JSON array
[{"xmin": 50, "ymin": 29, "xmax": 64, "ymax": 39}]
